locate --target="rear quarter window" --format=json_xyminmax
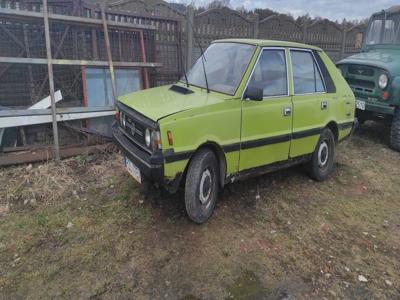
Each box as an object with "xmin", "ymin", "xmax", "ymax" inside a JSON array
[
  {"xmin": 291, "ymin": 50, "xmax": 325, "ymax": 94},
  {"xmin": 313, "ymin": 50, "xmax": 336, "ymax": 93}
]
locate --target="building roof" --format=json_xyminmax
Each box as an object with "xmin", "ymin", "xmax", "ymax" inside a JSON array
[{"xmin": 214, "ymin": 39, "xmax": 323, "ymax": 51}]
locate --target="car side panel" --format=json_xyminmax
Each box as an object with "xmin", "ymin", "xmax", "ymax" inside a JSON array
[
  {"xmin": 319, "ymin": 51, "xmax": 355, "ymax": 135},
  {"xmin": 160, "ymin": 100, "xmax": 242, "ymax": 180}
]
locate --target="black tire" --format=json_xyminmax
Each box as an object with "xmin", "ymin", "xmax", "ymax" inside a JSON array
[
  {"xmin": 306, "ymin": 128, "xmax": 336, "ymax": 182},
  {"xmin": 356, "ymin": 110, "xmax": 369, "ymax": 125},
  {"xmin": 185, "ymin": 149, "xmax": 219, "ymax": 224},
  {"xmin": 390, "ymin": 107, "xmax": 400, "ymax": 151}
]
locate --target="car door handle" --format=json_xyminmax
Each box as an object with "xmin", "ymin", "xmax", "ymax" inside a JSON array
[
  {"xmin": 321, "ymin": 101, "xmax": 328, "ymax": 110},
  {"xmin": 283, "ymin": 107, "xmax": 292, "ymax": 116}
]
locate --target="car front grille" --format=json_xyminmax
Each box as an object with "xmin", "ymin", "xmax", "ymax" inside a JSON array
[
  {"xmin": 348, "ymin": 65, "xmax": 374, "ymax": 77},
  {"xmin": 120, "ymin": 110, "xmax": 148, "ymax": 151},
  {"xmin": 347, "ymin": 78, "xmax": 375, "ymax": 94}
]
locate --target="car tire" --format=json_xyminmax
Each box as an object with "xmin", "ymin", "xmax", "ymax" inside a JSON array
[
  {"xmin": 185, "ymin": 149, "xmax": 219, "ymax": 224},
  {"xmin": 390, "ymin": 107, "xmax": 400, "ymax": 151},
  {"xmin": 306, "ymin": 128, "xmax": 336, "ymax": 182},
  {"xmin": 356, "ymin": 110, "xmax": 368, "ymax": 125}
]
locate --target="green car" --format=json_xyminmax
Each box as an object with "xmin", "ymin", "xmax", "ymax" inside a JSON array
[
  {"xmin": 337, "ymin": 6, "xmax": 400, "ymax": 150},
  {"xmin": 113, "ymin": 39, "xmax": 355, "ymax": 223}
]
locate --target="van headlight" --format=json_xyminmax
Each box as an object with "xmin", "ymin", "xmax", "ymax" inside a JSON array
[
  {"xmin": 378, "ymin": 74, "xmax": 388, "ymax": 89},
  {"xmin": 145, "ymin": 128, "xmax": 151, "ymax": 147}
]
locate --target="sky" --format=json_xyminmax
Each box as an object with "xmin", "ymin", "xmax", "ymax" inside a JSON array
[{"xmin": 170, "ymin": 0, "xmax": 399, "ymax": 21}]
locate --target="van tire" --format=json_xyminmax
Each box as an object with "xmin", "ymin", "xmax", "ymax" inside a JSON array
[
  {"xmin": 185, "ymin": 149, "xmax": 219, "ymax": 224},
  {"xmin": 307, "ymin": 128, "xmax": 336, "ymax": 182},
  {"xmin": 390, "ymin": 108, "xmax": 400, "ymax": 151}
]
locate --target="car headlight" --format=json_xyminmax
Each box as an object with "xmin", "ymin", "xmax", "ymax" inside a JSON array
[
  {"xmin": 145, "ymin": 128, "xmax": 151, "ymax": 147},
  {"xmin": 378, "ymin": 74, "xmax": 388, "ymax": 89}
]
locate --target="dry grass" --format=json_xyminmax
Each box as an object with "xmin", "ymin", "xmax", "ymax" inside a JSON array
[{"xmin": 0, "ymin": 121, "xmax": 399, "ymax": 299}]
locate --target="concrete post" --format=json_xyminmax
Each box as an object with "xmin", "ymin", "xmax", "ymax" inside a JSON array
[{"xmin": 186, "ymin": 5, "xmax": 194, "ymax": 69}]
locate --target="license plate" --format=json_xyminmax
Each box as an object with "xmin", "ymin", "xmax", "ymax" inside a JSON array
[
  {"xmin": 356, "ymin": 99, "xmax": 366, "ymax": 110},
  {"xmin": 124, "ymin": 157, "xmax": 141, "ymax": 183}
]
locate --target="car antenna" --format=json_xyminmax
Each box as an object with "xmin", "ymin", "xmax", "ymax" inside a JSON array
[{"xmin": 187, "ymin": 18, "xmax": 210, "ymax": 93}]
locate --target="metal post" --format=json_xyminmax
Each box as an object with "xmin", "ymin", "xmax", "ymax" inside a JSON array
[
  {"xmin": 42, "ymin": 0, "xmax": 60, "ymax": 160},
  {"xmin": 101, "ymin": 6, "xmax": 118, "ymax": 105}
]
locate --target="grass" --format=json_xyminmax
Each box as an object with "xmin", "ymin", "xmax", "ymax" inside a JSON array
[{"xmin": 0, "ymin": 121, "xmax": 399, "ymax": 299}]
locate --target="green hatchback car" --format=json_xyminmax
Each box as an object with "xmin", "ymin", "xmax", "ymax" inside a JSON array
[{"xmin": 113, "ymin": 39, "xmax": 355, "ymax": 223}]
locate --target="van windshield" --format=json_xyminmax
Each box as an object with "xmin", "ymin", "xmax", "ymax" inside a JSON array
[
  {"xmin": 366, "ymin": 14, "xmax": 400, "ymax": 46},
  {"xmin": 183, "ymin": 43, "xmax": 256, "ymax": 95}
]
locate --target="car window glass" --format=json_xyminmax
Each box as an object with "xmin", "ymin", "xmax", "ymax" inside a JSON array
[
  {"xmin": 186, "ymin": 43, "xmax": 255, "ymax": 95},
  {"xmin": 366, "ymin": 20, "xmax": 382, "ymax": 45},
  {"xmin": 291, "ymin": 50, "xmax": 325, "ymax": 94},
  {"xmin": 383, "ymin": 20, "xmax": 396, "ymax": 43},
  {"xmin": 247, "ymin": 49, "xmax": 287, "ymax": 97}
]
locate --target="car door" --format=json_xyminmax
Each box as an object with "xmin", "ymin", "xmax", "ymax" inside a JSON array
[
  {"xmin": 239, "ymin": 48, "xmax": 292, "ymax": 171},
  {"xmin": 289, "ymin": 49, "xmax": 329, "ymax": 158}
]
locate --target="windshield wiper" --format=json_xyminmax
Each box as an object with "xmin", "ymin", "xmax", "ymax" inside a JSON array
[{"xmin": 188, "ymin": 19, "xmax": 210, "ymax": 93}]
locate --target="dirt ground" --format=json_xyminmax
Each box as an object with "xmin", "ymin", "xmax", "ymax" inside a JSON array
[{"xmin": 0, "ymin": 121, "xmax": 399, "ymax": 300}]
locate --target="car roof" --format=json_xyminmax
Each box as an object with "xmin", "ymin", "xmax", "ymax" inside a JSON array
[
  {"xmin": 373, "ymin": 6, "xmax": 400, "ymax": 16},
  {"xmin": 213, "ymin": 39, "xmax": 323, "ymax": 51}
]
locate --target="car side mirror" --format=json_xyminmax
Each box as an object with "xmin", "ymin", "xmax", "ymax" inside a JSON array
[{"xmin": 244, "ymin": 87, "xmax": 263, "ymax": 101}]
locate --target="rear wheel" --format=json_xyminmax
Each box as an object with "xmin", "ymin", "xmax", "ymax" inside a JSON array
[
  {"xmin": 390, "ymin": 107, "xmax": 400, "ymax": 151},
  {"xmin": 307, "ymin": 128, "xmax": 336, "ymax": 182},
  {"xmin": 185, "ymin": 149, "xmax": 219, "ymax": 224}
]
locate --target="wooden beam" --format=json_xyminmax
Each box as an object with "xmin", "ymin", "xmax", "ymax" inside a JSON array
[
  {"xmin": 0, "ymin": 56, "xmax": 162, "ymax": 67},
  {"xmin": 0, "ymin": 7, "xmax": 156, "ymax": 30},
  {"xmin": 43, "ymin": 0, "xmax": 60, "ymax": 160},
  {"xmin": 0, "ymin": 143, "xmax": 115, "ymax": 167},
  {"xmin": 0, "ymin": 106, "xmax": 115, "ymax": 128},
  {"xmin": 101, "ymin": 6, "xmax": 117, "ymax": 104}
]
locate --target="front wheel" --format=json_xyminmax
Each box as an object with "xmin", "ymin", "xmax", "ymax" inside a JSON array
[
  {"xmin": 185, "ymin": 149, "xmax": 219, "ymax": 224},
  {"xmin": 390, "ymin": 107, "xmax": 400, "ymax": 151},
  {"xmin": 306, "ymin": 128, "xmax": 336, "ymax": 182}
]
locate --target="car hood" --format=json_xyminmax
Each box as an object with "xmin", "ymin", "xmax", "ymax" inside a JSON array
[
  {"xmin": 338, "ymin": 49, "xmax": 400, "ymax": 75},
  {"xmin": 118, "ymin": 84, "xmax": 232, "ymax": 122}
]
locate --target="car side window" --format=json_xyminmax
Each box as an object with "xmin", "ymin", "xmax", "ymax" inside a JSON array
[
  {"xmin": 291, "ymin": 50, "xmax": 325, "ymax": 95},
  {"xmin": 247, "ymin": 49, "xmax": 288, "ymax": 97}
]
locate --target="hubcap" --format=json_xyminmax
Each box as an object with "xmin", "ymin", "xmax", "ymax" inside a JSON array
[
  {"xmin": 318, "ymin": 141, "xmax": 329, "ymax": 168},
  {"xmin": 199, "ymin": 169, "xmax": 212, "ymax": 206}
]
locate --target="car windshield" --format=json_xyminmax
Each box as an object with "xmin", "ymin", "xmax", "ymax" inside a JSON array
[
  {"xmin": 365, "ymin": 14, "xmax": 400, "ymax": 45},
  {"xmin": 183, "ymin": 43, "xmax": 256, "ymax": 95}
]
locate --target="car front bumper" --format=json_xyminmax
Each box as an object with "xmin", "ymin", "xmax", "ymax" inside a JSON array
[
  {"xmin": 356, "ymin": 98, "xmax": 395, "ymax": 116},
  {"xmin": 112, "ymin": 123, "xmax": 164, "ymax": 183}
]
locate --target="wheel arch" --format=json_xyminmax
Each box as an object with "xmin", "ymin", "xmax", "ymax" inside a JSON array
[
  {"xmin": 183, "ymin": 142, "xmax": 227, "ymax": 188},
  {"xmin": 326, "ymin": 121, "xmax": 339, "ymax": 143}
]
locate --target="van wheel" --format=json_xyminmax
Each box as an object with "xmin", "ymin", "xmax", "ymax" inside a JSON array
[
  {"xmin": 390, "ymin": 107, "xmax": 400, "ymax": 151},
  {"xmin": 307, "ymin": 128, "xmax": 336, "ymax": 182},
  {"xmin": 185, "ymin": 149, "xmax": 219, "ymax": 224}
]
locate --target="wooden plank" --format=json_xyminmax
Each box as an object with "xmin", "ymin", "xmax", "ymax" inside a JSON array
[
  {"xmin": 0, "ymin": 109, "xmax": 115, "ymax": 128},
  {"xmin": 101, "ymin": 6, "xmax": 117, "ymax": 104},
  {"xmin": 0, "ymin": 56, "xmax": 162, "ymax": 68},
  {"xmin": 0, "ymin": 7, "xmax": 156, "ymax": 30},
  {"xmin": 0, "ymin": 143, "xmax": 115, "ymax": 167}
]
